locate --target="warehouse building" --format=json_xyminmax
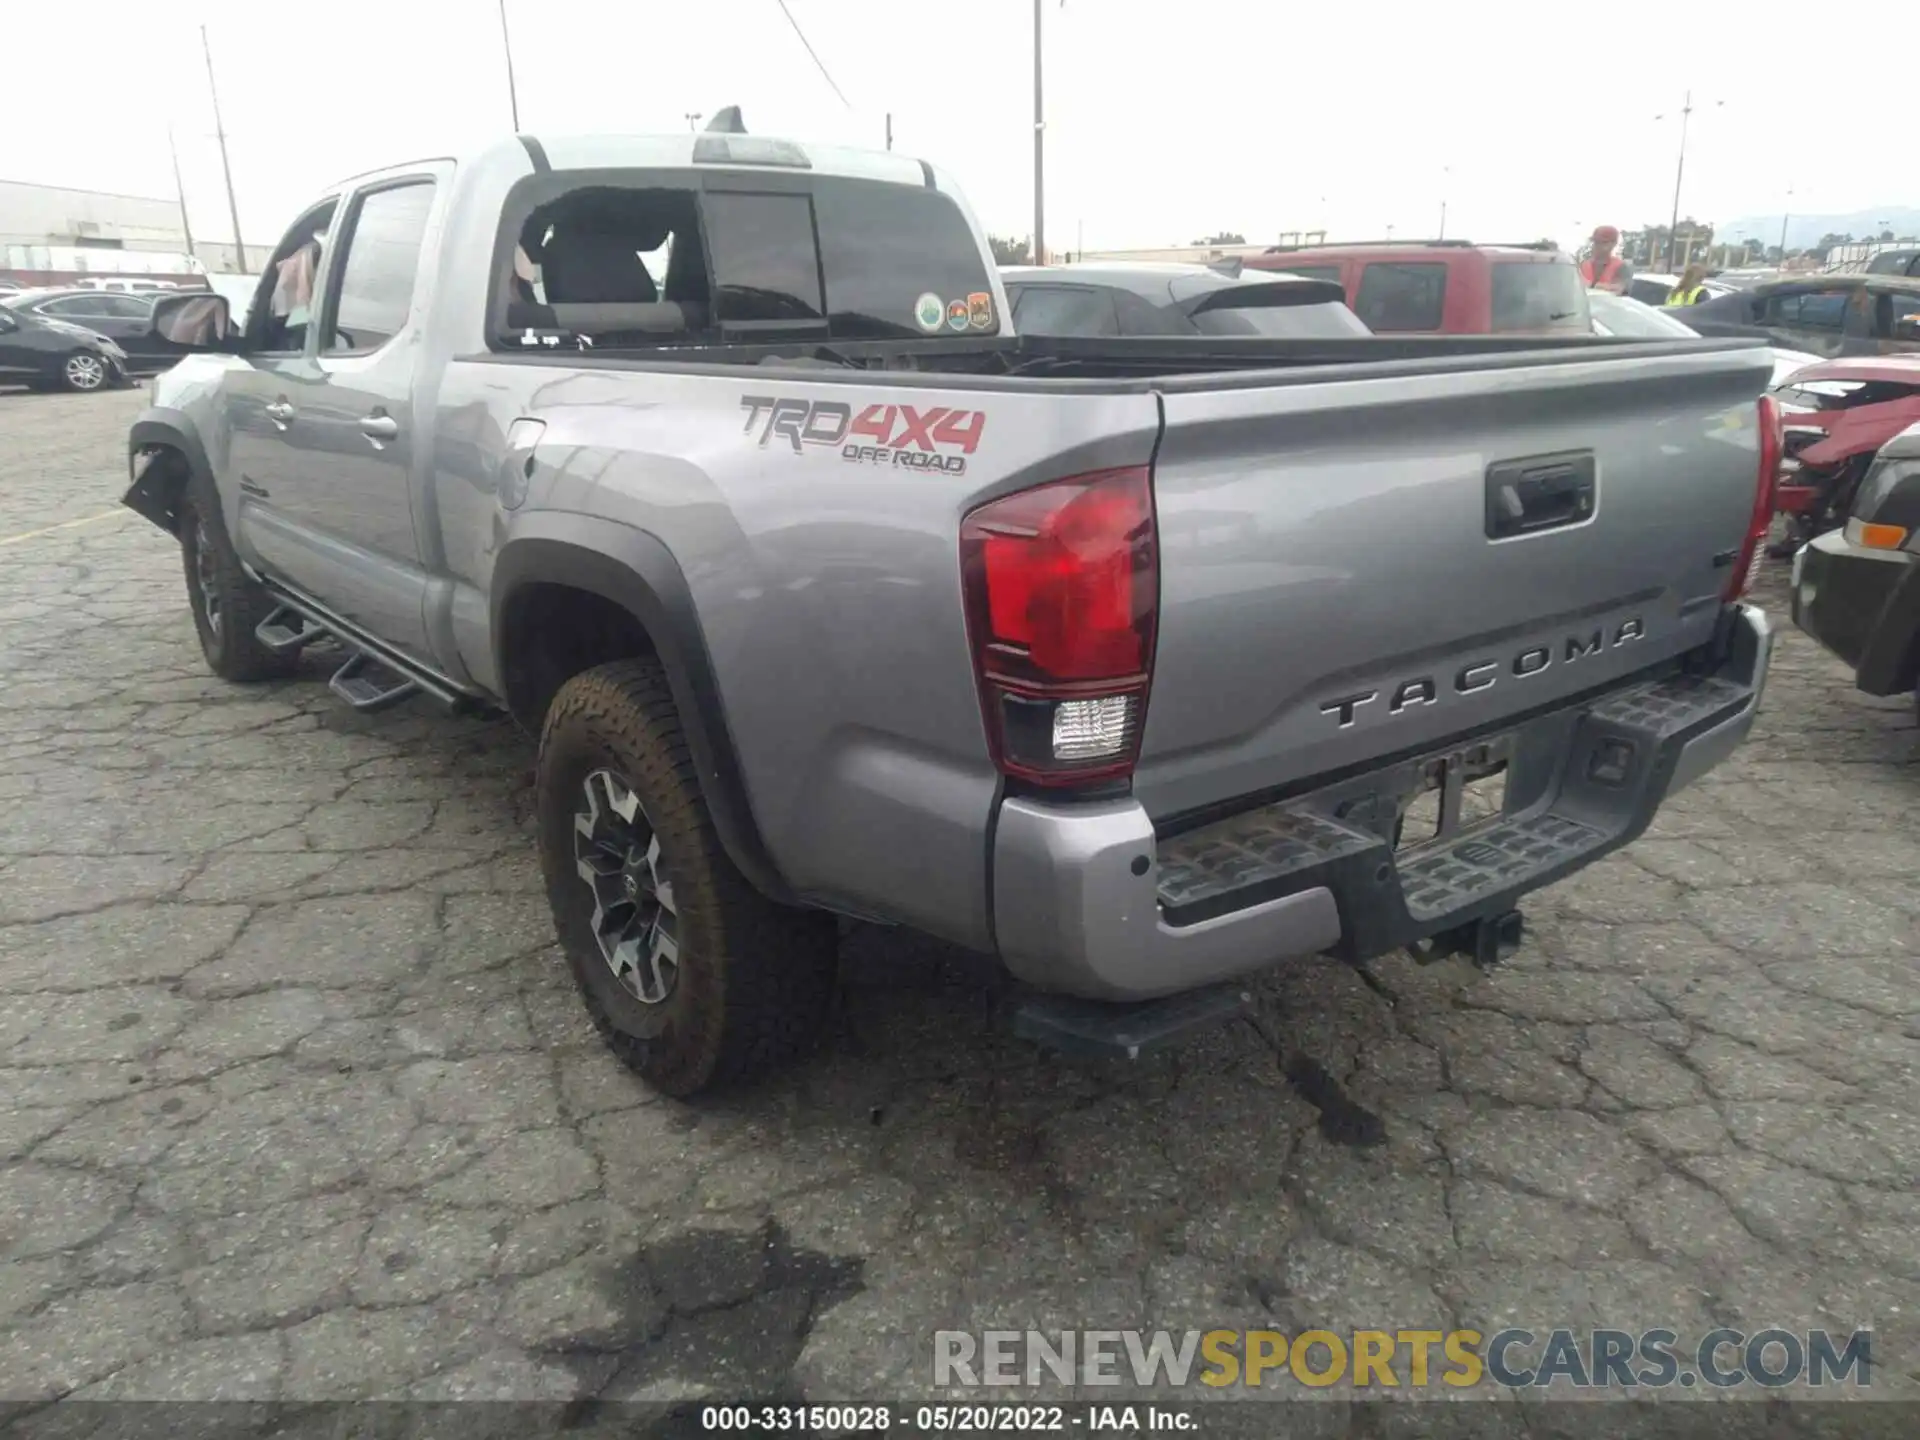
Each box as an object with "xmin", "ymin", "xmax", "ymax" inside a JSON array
[{"xmin": 0, "ymin": 178, "xmax": 270, "ymax": 275}]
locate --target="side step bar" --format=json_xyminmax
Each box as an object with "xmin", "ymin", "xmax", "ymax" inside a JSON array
[{"xmin": 251, "ymin": 583, "xmax": 488, "ymax": 716}]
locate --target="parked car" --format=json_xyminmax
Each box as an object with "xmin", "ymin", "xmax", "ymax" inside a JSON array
[
  {"xmin": 1624, "ymin": 272, "xmax": 1736, "ymax": 308},
  {"xmin": 1586, "ymin": 290, "xmax": 1820, "ymax": 387},
  {"xmin": 124, "ymin": 122, "xmax": 1775, "ymax": 1097},
  {"xmin": 1243, "ymin": 240, "xmax": 1591, "ymax": 335},
  {"xmin": 1767, "ymin": 356, "xmax": 1920, "ymax": 553},
  {"xmin": 1001, "ymin": 261, "xmax": 1369, "ymax": 339},
  {"xmin": 1791, "ymin": 420, "xmax": 1920, "ymax": 714},
  {"xmin": 0, "ymin": 288, "xmax": 184, "ymax": 373},
  {"xmin": 0, "ymin": 301, "xmax": 131, "ymax": 391},
  {"xmin": 0, "ymin": 278, "xmax": 21, "ymax": 293},
  {"xmin": 1685, "ymin": 275, "xmax": 1920, "ymax": 359}
]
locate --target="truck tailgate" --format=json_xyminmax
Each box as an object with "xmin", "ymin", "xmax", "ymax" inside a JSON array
[{"xmin": 1134, "ymin": 345, "xmax": 1775, "ymax": 820}]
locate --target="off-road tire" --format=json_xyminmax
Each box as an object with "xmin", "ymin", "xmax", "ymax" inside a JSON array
[
  {"xmin": 177, "ymin": 468, "xmax": 300, "ymax": 682},
  {"xmin": 536, "ymin": 658, "xmax": 838, "ymax": 1096}
]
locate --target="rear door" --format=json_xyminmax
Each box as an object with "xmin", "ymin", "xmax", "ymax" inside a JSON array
[{"xmin": 1134, "ymin": 345, "xmax": 1775, "ymax": 820}]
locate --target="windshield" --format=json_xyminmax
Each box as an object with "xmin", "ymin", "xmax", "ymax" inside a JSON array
[{"xmin": 1588, "ymin": 290, "xmax": 1699, "ymax": 338}]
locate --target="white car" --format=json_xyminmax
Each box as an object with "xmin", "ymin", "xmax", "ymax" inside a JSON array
[{"xmin": 1588, "ymin": 290, "xmax": 1819, "ymax": 387}]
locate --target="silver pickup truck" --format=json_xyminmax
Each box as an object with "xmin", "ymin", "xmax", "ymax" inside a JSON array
[{"xmin": 125, "ymin": 120, "xmax": 1780, "ymax": 1095}]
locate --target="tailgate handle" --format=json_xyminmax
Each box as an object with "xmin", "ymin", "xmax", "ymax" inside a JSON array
[{"xmin": 1485, "ymin": 451, "xmax": 1596, "ymax": 540}]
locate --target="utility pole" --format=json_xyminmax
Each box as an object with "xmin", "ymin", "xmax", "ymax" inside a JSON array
[
  {"xmin": 1032, "ymin": 0, "xmax": 1045, "ymax": 265},
  {"xmin": 1778, "ymin": 184, "xmax": 1792, "ymax": 262},
  {"xmin": 1438, "ymin": 167, "xmax": 1450, "ymax": 242},
  {"xmin": 499, "ymin": 0, "xmax": 521, "ymax": 130},
  {"xmin": 167, "ymin": 124, "xmax": 196, "ymax": 264},
  {"xmin": 1659, "ymin": 90, "xmax": 1721, "ymax": 271},
  {"xmin": 885, "ymin": 113, "xmax": 892, "ymax": 151},
  {"xmin": 200, "ymin": 26, "xmax": 245, "ymax": 273}
]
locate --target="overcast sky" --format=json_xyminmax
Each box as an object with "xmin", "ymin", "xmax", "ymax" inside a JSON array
[{"xmin": 2, "ymin": 0, "xmax": 1908, "ymax": 256}]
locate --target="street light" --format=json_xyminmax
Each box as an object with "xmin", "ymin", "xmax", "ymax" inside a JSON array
[
  {"xmin": 685, "ymin": 112, "xmax": 703, "ymax": 131},
  {"xmin": 1654, "ymin": 91, "xmax": 1723, "ymax": 270}
]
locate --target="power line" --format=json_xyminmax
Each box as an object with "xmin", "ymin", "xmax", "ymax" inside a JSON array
[{"xmin": 773, "ymin": 0, "xmax": 852, "ymax": 110}]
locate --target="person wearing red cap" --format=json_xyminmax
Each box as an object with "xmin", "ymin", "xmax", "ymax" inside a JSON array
[{"xmin": 1579, "ymin": 226, "xmax": 1632, "ymax": 294}]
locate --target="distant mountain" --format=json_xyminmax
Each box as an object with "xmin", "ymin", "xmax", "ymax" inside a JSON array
[{"xmin": 1718, "ymin": 206, "xmax": 1920, "ymax": 251}]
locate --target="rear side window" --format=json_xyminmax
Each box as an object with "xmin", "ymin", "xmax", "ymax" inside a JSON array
[
  {"xmin": 1768, "ymin": 291, "xmax": 1848, "ymax": 330},
  {"xmin": 1490, "ymin": 261, "xmax": 1589, "ymax": 332},
  {"xmin": 1354, "ymin": 262, "xmax": 1446, "ymax": 331},
  {"xmin": 814, "ymin": 178, "xmax": 995, "ymax": 337},
  {"xmin": 703, "ymin": 191, "xmax": 824, "ymax": 324},
  {"xmin": 326, "ymin": 182, "xmax": 435, "ymax": 354}
]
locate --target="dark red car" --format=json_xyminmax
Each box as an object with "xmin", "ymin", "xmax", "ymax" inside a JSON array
[
  {"xmin": 1769, "ymin": 355, "xmax": 1920, "ymax": 553},
  {"xmin": 1245, "ymin": 240, "xmax": 1592, "ymax": 336}
]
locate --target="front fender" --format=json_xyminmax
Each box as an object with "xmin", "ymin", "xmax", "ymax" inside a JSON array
[
  {"xmin": 125, "ymin": 407, "xmax": 216, "ymax": 536},
  {"xmin": 491, "ymin": 514, "xmax": 791, "ymax": 903}
]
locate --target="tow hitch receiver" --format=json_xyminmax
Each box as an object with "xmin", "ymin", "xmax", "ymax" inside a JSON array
[
  {"xmin": 1406, "ymin": 908, "xmax": 1525, "ymax": 970},
  {"xmin": 1012, "ymin": 983, "xmax": 1254, "ymax": 1062}
]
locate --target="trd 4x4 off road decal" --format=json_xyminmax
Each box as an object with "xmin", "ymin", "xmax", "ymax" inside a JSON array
[{"xmin": 740, "ymin": 396, "xmax": 986, "ymax": 475}]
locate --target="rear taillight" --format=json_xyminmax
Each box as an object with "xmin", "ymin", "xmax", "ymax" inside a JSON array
[
  {"xmin": 959, "ymin": 467, "xmax": 1158, "ymax": 786},
  {"xmin": 1727, "ymin": 394, "xmax": 1782, "ymax": 601}
]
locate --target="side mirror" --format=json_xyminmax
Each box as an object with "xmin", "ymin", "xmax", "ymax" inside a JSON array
[{"xmin": 151, "ymin": 292, "xmax": 236, "ymax": 350}]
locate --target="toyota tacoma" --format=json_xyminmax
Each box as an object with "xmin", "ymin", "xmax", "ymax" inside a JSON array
[{"xmin": 124, "ymin": 116, "xmax": 1780, "ymax": 1095}]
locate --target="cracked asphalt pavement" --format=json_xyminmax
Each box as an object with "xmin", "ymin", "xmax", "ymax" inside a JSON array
[{"xmin": 1, "ymin": 388, "xmax": 1917, "ymax": 1422}]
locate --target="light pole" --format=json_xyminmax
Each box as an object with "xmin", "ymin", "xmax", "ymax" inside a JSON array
[
  {"xmin": 685, "ymin": 113, "xmax": 703, "ymax": 131},
  {"xmin": 1032, "ymin": 0, "xmax": 1045, "ymax": 265},
  {"xmin": 1656, "ymin": 90, "xmax": 1722, "ymax": 270},
  {"xmin": 1437, "ymin": 166, "xmax": 1450, "ymax": 241},
  {"xmin": 498, "ymin": 0, "xmax": 521, "ymax": 130},
  {"xmin": 1778, "ymin": 184, "xmax": 1792, "ymax": 262},
  {"xmin": 166, "ymin": 123, "xmax": 196, "ymax": 264},
  {"xmin": 199, "ymin": 26, "xmax": 245, "ymax": 273}
]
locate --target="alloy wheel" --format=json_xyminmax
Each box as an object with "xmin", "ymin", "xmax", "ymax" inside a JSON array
[
  {"xmin": 191, "ymin": 519, "xmax": 222, "ymax": 640},
  {"xmin": 572, "ymin": 768, "xmax": 679, "ymax": 1004},
  {"xmin": 63, "ymin": 353, "xmax": 106, "ymax": 391}
]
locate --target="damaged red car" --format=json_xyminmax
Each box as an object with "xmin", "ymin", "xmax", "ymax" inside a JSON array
[{"xmin": 1768, "ymin": 355, "xmax": 1920, "ymax": 555}]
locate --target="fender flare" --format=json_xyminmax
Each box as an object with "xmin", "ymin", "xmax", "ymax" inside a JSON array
[
  {"xmin": 491, "ymin": 516, "xmax": 792, "ymax": 903},
  {"xmin": 125, "ymin": 408, "xmax": 215, "ymax": 535}
]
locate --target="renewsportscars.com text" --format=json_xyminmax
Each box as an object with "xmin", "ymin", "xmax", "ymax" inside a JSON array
[{"xmin": 933, "ymin": 1327, "xmax": 1873, "ymax": 1391}]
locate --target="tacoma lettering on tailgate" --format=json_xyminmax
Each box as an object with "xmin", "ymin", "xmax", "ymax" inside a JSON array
[
  {"xmin": 740, "ymin": 396, "xmax": 985, "ymax": 475},
  {"xmin": 1320, "ymin": 618, "xmax": 1647, "ymax": 728}
]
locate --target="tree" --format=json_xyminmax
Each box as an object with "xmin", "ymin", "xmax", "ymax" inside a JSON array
[
  {"xmin": 1190, "ymin": 231, "xmax": 1246, "ymax": 246},
  {"xmin": 988, "ymin": 234, "xmax": 1031, "ymax": 265},
  {"xmin": 1881, "ymin": 229, "xmax": 1897, "ymax": 243}
]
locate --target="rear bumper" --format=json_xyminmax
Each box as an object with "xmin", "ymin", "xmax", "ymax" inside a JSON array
[
  {"xmin": 1792, "ymin": 527, "xmax": 1919, "ymax": 693},
  {"xmin": 992, "ymin": 604, "xmax": 1771, "ymax": 1001}
]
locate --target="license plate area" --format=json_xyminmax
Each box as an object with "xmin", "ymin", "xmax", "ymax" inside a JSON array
[
  {"xmin": 1394, "ymin": 739, "xmax": 1511, "ymax": 854},
  {"xmin": 1317, "ymin": 732, "xmax": 1517, "ymax": 856}
]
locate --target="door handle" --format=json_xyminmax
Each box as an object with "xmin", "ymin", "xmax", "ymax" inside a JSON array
[
  {"xmin": 264, "ymin": 399, "xmax": 295, "ymax": 426},
  {"xmin": 359, "ymin": 413, "xmax": 400, "ymax": 442}
]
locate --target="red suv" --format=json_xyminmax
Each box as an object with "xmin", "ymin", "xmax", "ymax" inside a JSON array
[{"xmin": 1245, "ymin": 240, "xmax": 1591, "ymax": 336}]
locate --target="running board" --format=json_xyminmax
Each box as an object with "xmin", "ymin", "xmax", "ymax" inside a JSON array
[
  {"xmin": 251, "ymin": 582, "xmax": 487, "ymax": 716},
  {"xmin": 256, "ymin": 604, "xmax": 332, "ymax": 654},
  {"xmin": 329, "ymin": 652, "xmax": 420, "ymax": 712}
]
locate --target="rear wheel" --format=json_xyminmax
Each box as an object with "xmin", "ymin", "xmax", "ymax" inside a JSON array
[
  {"xmin": 176, "ymin": 469, "xmax": 300, "ymax": 682},
  {"xmin": 59, "ymin": 350, "xmax": 108, "ymax": 392},
  {"xmin": 536, "ymin": 659, "xmax": 837, "ymax": 1096}
]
